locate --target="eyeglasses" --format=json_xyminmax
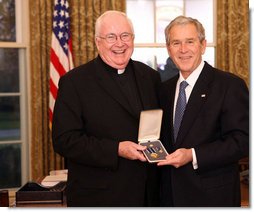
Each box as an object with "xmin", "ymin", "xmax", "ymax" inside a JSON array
[{"xmin": 97, "ymin": 32, "xmax": 134, "ymax": 43}]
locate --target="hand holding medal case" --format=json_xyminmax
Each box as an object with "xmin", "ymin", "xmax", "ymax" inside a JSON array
[{"xmin": 138, "ymin": 109, "xmax": 168, "ymax": 163}]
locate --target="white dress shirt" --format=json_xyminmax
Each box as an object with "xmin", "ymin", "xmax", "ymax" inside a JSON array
[{"xmin": 173, "ymin": 61, "xmax": 205, "ymax": 169}]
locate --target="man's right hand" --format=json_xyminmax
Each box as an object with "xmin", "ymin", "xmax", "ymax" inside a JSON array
[{"xmin": 118, "ymin": 141, "xmax": 147, "ymax": 162}]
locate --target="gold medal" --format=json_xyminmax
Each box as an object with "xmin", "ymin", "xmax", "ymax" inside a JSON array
[{"xmin": 151, "ymin": 153, "xmax": 158, "ymax": 158}]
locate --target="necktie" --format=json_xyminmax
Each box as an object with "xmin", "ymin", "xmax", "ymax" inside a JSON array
[{"xmin": 174, "ymin": 81, "xmax": 188, "ymax": 141}]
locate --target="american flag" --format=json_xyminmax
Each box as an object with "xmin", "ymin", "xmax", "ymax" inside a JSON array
[{"xmin": 49, "ymin": 0, "xmax": 74, "ymax": 125}]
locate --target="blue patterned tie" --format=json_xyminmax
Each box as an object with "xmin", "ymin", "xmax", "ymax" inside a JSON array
[{"xmin": 174, "ymin": 81, "xmax": 188, "ymax": 141}]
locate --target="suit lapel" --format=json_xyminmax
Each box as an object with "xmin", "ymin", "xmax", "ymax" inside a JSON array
[
  {"xmin": 175, "ymin": 63, "xmax": 214, "ymax": 146},
  {"xmin": 93, "ymin": 57, "xmax": 138, "ymax": 117},
  {"xmin": 132, "ymin": 61, "xmax": 159, "ymax": 111},
  {"xmin": 131, "ymin": 62, "xmax": 147, "ymax": 109},
  {"xmin": 161, "ymin": 77, "xmax": 178, "ymax": 150}
]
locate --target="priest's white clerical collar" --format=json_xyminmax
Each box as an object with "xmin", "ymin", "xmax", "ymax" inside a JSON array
[{"xmin": 118, "ymin": 69, "xmax": 125, "ymax": 74}]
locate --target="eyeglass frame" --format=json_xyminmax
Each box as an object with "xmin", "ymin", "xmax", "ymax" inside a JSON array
[{"xmin": 96, "ymin": 32, "xmax": 134, "ymax": 43}]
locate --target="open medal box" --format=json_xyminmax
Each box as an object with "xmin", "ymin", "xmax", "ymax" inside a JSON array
[{"xmin": 138, "ymin": 109, "xmax": 168, "ymax": 163}]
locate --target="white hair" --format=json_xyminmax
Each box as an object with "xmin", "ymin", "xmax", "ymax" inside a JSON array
[{"xmin": 95, "ymin": 10, "xmax": 134, "ymax": 36}]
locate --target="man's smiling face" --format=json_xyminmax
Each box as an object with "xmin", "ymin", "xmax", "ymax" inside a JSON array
[{"xmin": 95, "ymin": 13, "xmax": 134, "ymax": 70}]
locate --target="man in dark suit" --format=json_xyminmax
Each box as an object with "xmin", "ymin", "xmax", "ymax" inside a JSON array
[
  {"xmin": 52, "ymin": 10, "xmax": 161, "ymax": 206},
  {"xmin": 158, "ymin": 16, "xmax": 249, "ymax": 206},
  {"xmin": 158, "ymin": 57, "xmax": 179, "ymax": 82}
]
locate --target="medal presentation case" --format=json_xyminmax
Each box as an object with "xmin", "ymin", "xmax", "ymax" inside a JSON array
[{"xmin": 138, "ymin": 109, "xmax": 168, "ymax": 163}]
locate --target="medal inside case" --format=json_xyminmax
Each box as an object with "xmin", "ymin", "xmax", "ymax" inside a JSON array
[{"xmin": 138, "ymin": 109, "xmax": 168, "ymax": 163}]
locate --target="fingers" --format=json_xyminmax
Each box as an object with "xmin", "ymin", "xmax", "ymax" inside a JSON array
[
  {"xmin": 136, "ymin": 144, "xmax": 147, "ymax": 151},
  {"xmin": 157, "ymin": 153, "xmax": 180, "ymax": 168},
  {"xmin": 118, "ymin": 141, "xmax": 147, "ymax": 162},
  {"xmin": 157, "ymin": 148, "xmax": 192, "ymax": 168},
  {"xmin": 157, "ymin": 160, "xmax": 170, "ymax": 166},
  {"xmin": 137, "ymin": 151, "xmax": 147, "ymax": 162},
  {"xmin": 132, "ymin": 143, "xmax": 147, "ymax": 161},
  {"xmin": 157, "ymin": 160, "xmax": 180, "ymax": 168}
]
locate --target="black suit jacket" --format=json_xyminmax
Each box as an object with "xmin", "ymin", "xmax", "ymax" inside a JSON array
[
  {"xmin": 52, "ymin": 56, "xmax": 161, "ymax": 206},
  {"xmin": 159, "ymin": 62, "xmax": 249, "ymax": 206}
]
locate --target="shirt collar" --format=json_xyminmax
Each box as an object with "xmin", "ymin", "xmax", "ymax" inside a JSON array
[
  {"xmin": 118, "ymin": 69, "xmax": 125, "ymax": 74},
  {"xmin": 98, "ymin": 55, "xmax": 126, "ymax": 75},
  {"xmin": 179, "ymin": 60, "xmax": 205, "ymax": 87}
]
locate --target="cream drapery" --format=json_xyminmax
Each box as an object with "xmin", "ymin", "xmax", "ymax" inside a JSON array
[
  {"xmin": 216, "ymin": 0, "xmax": 249, "ymax": 86},
  {"xmin": 216, "ymin": 0, "xmax": 249, "ymax": 176},
  {"xmin": 29, "ymin": 0, "xmax": 125, "ymax": 180}
]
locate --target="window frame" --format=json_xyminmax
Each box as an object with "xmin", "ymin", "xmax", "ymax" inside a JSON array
[
  {"xmin": 127, "ymin": 0, "xmax": 217, "ymax": 69},
  {"xmin": 0, "ymin": 0, "xmax": 30, "ymax": 189}
]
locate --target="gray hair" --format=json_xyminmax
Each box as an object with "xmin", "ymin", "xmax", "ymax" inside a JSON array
[
  {"xmin": 165, "ymin": 15, "xmax": 206, "ymax": 44},
  {"xmin": 95, "ymin": 10, "xmax": 134, "ymax": 36}
]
